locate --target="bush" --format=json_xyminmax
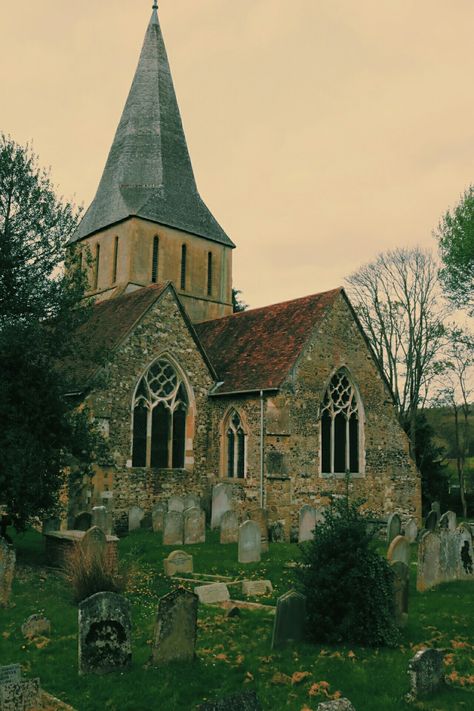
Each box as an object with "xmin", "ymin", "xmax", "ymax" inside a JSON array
[
  {"xmin": 294, "ymin": 496, "xmax": 399, "ymax": 647},
  {"xmin": 63, "ymin": 542, "xmax": 127, "ymax": 603}
]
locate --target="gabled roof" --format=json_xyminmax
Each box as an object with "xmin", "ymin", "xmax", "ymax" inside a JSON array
[
  {"xmin": 195, "ymin": 288, "xmax": 342, "ymax": 395},
  {"xmin": 70, "ymin": 8, "xmax": 233, "ymax": 248}
]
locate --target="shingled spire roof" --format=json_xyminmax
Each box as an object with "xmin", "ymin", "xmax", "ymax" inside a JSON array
[{"xmin": 70, "ymin": 8, "xmax": 233, "ymax": 247}]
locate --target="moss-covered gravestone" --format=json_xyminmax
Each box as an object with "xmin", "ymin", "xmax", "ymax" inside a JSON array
[
  {"xmin": 152, "ymin": 588, "xmax": 198, "ymax": 665},
  {"xmin": 78, "ymin": 592, "xmax": 132, "ymax": 675},
  {"xmin": 163, "ymin": 511, "xmax": 184, "ymax": 545},
  {"xmin": 271, "ymin": 590, "xmax": 307, "ymax": 649},
  {"xmin": 184, "ymin": 507, "xmax": 205, "ymax": 545},
  {"xmin": 407, "ymin": 648, "xmax": 445, "ymax": 700}
]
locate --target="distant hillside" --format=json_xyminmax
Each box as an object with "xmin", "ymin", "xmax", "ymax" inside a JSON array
[{"xmin": 424, "ymin": 406, "xmax": 473, "ymax": 459}]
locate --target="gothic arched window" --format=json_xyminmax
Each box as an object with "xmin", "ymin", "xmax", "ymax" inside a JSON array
[
  {"xmin": 132, "ymin": 359, "xmax": 188, "ymax": 469},
  {"xmin": 321, "ymin": 370, "xmax": 361, "ymax": 475},
  {"xmin": 224, "ymin": 410, "xmax": 246, "ymax": 479}
]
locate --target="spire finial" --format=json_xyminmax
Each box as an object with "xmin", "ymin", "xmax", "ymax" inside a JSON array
[{"xmin": 152, "ymin": 1, "xmax": 158, "ymax": 9}]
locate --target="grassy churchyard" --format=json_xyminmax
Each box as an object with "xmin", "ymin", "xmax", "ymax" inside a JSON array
[{"xmin": 1, "ymin": 528, "xmax": 474, "ymax": 710}]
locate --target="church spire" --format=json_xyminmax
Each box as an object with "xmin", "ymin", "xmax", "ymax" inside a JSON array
[{"xmin": 71, "ymin": 6, "xmax": 233, "ymax": 247}]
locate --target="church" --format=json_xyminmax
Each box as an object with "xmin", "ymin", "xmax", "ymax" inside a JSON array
[{"xmin": 67, "ymin": 4, "xmax": 421, "ymax": 535}]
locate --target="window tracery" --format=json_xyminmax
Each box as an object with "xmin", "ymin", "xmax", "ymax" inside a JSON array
[
  {"xmin": 224, "ymin": 410, "xmax": 246, "ymax": 479},
  {"xmin": 321, "ymin": 370, "xmax": 361, "ymax": 475}
]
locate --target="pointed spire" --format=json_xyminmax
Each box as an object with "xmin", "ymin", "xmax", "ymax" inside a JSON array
[{"xmin": 71, "ymin": 7, "xmax": 233, "ymax": 247}]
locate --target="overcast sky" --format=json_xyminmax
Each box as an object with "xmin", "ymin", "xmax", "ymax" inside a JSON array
[{"xmin": 1, "ymin": 1, "xmax": 473, "ymax": 308}]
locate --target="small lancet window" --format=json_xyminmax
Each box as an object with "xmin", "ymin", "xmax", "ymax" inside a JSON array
[
  {"xmin": 93, "ymin": 244, "xmax": 100, "ymax": 290},
  {"xmin": 132, "ymin": 359, "xmax": 189, "ymax": 469},
  {"xmin": 321, "ymin": 370, "xmax": 360, "ymax": 475},
  {"xmin": 180, "ymin": 244, "xmax": 187, "ymax": 290},
  {"xmin": 112, "ymin": 236, "xmax": 119, "ymax": 284},
  {"xmin": 225, "ymin": 411, "xmax": 246, "ymax": 479},
  {"xmin": 207, "ymin": 252, "xmax": 213, "ymax": 296},
  {"xmin": 151, "ymin": 236, "xmax": 159, "ymax": 283}
]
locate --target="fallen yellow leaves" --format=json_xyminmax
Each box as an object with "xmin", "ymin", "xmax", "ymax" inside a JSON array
[
  {"xmin": 308, "ymin": 681, "xmax": 341, "ymax": 701},
  {"xmin": 291, "ymin": 671, "xmax": 311, "ymax": 685}
]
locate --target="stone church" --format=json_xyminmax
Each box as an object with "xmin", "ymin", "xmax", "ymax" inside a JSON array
[{"xmin": 67, "ymin": 5, "xmax": 421, "ymax": 535}]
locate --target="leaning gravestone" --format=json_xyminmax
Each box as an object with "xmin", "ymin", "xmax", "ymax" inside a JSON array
[
  {"xmin": 184, "ymin": 507, "xmax": 206, "ymax": 545},
  {"xmin": 198, "ymin": 691, "xmax": 263, "ymax": 711},
  {"xmin": 78, "ymin": 591, "xmax": 132, "ymax": 675},
  {"xmin": 211, "ymin": 483, "xmax": 233, "ymax": 529},
  {"xmin": 74, "ymin": 511, "xmax": 92, "ymax": 532},
  {"xmin": 21, "ymin": 614, "xmax": 51, "ymax": 639},
  {"xmin": 163, "ymin": 511, "xmax": 184, "ymax": 546},
  {"xmin": 81, "ymin": 526, "xmax": 107, "ymax": 558},
  {"xmin": 194, "ymin": 583, "xmax": 230, "ymax": 605},
  {"xmin": 249, "ymin": 508, "xmax": 269, "ymax": 553},
  {"xmin": 163, "ymin": 550, "xmax": 193, "ymax": 577},
  {"xmin": 128, "ymin": 505, "xmax": 145, "ymax": 532},
  {"xmin": 271, "ymin": 590, "xmax": 307, "ymax": 649},
  {"xmin": 220, "ymin": 510, "xmax": 239, "ymax": 544},
  {"xmin": 425, "ymin": 510, "xmax": 438, "ymax": 532},
  {"xmin": 316, "ymin": 700, "xmax": 356, "ymax": 711},
  {"xmin": 387, "ymin": 535, "xmax": 410, "ymax": 566},
  {"xmin": 0, "ymin": 538, "xmax": 16, "ymax": 608},
  {"xmin": 439, "ymin": 510, "xmax": 456, "ymax": 532},
  {"xmin": 298, "ymin": 505, "xmax": 317, "ymax": 543},
  {"xmin": 416, "ymin": 531, "xmax": 441, "ymax": 592},
  {"xmin": 238, "ymin": 520, "xmax": 261, "ymax": 563},
  {"xmin": 152, "ymin": 588, "xmax": 198, "ymax": 665},
  {"xmin": 183, "ymin": 494, "xmax": 200, "ymax": 511},
  {"xmin": 0, "ymin": 677, "xmax": 41, "ymax": 710},
  {"xmin": 168, "ymin": 495, "xmax": 185, "ymax": 513},
  {"xmin": 152, "ymin": 502, "xmax": 167, "ymax": 533},
  {"xmin": 91, "ymin": 506, "xmax": 108, "ymax": 532},
  {"xmin": 407, "ymin": 648, "xmax": 445, "ymax": 699},
  {"xmin": 404, "ymin": 518, "xmax": 418, "ymax": 543},
  {"xmin": 391, "ymin": 560, "xmax": 409, "ymax": 627},
  {"xmin": 386, "ymin": 513, "xmax": 401, "ymax": 545}
]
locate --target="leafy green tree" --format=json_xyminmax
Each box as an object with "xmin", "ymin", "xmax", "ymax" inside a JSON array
[
  {"xmin": 406, "ymin": 413, "xmax": 449, "ymax": 516},
  {"xmin": 0, "ymin": 134, "xmax": 103, "ymax": 531},
  {"xmin": 436, "ymin": 185, "xmax": 474, "ymax": 314}
]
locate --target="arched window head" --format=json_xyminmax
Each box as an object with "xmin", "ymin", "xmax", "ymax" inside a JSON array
[
  {"xmin": 321, "ymin": 369, "xmax": 361, "ymax": 475},
  {"xmin": 132, "ymin": 359, "xmax": 189, "ymax": 469},
  {"xmin": 224, "ymin": 410, "xmax": 246, "ymax": 479}
]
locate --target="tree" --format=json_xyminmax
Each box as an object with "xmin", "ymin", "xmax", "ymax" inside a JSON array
[
  {"xmin": 0, "ymin": 135, "xmax": 103, "ymax": 531},
  {"xmin": 436, "ymin": 185, "xmax": 474, "ymax": 314},
  {"xmin": 405, "ymin": 412, "xmax": 448, "ymax": 515},
  {"xmin": 346, "ymin": 247, "xmax": 447, "ymax": 452},
  {"xmin": 232, "ymin": 287, "xmax": 248, "ymax": 313}
]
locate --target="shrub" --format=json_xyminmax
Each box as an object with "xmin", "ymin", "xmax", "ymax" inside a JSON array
[
  {"xmin": 63, "ymin": 542, "xmax": 127, "ymax": 603},
  {"xmin": 294, "ymin": 496, "xmax": 399, "ymax": 647}
]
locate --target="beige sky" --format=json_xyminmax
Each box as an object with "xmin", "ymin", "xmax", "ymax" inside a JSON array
[{"xmin": 1, "ymin": 0, "xmax": 473, "ymax": 308}]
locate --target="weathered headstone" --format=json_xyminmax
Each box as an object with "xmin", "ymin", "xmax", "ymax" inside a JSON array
[
  {"xmin": 439, "ymin": 528, "xmax": 458, "ymax": 583},
  {"xmin": 152, "ymin": 502, "xmax": 167, "ymax": 533},
  {"xmin": 431, "ymin": 501, "xmax": 441, "ymax": 523},
  {"xmin": 387, "ymin": 535, "xmax": 410, "ymax": 566},
  {"xmin": 183, "ymin": 494, "xmax": 200, "ymax": 511},
  {"xmin": 152, "ymin": 588, "xmax": 198, "ymax": 665},
  {"xmin": 184, "ymin": 507, "xmax": 206, "ymax": 545},
  {"xmin": 0, "ymin": 677, "xmax": 41, "ymax": 710},
  {"xmin": 241, "ymin": 580, "xmax": 273, "ymax": 596},
  {"xmin": 0, "ymin": 538, "xmax": 16, "ymax": 608},
  {"xmin": 74, "ymin": 511, "xmax": 92, "ymax": 532},
  {"xmin": 197, "ymin": 690, "xmax": 263, "ymax": 711},
  {"xmin": 248, "ymin": 508, "xmax": 269, "ymax": 552},
  {"xmin": 128, "ymin": 505, "xmax": 145, "ymax": 532},
  {"xmin": 0, "ymin": 664, "xmax": 21, "ymax": 685},
  {"xmin": 425, "ymin": 510, "xmax": 438, "ymax": 532},
  {"xmin": 439, "ymin": 510, "xmax": 456, "ymax": 532},
  {"xmin": 78, "ymin": 591, "xmax": 132, "ymax": 675},
  {"xmin": 194, "ymin": 583, "xmax": 230, "ymax": 605},
  {"xmin": 163, "ymin": 511, "xmax": 184, "ymax": 546},
  {"xmin": 220, "ymin": 510, "xmax": 239, "ymax": 544},
  {"xmin": 316, "ymin": 700, "xmax": 356, "ymax": 711},
  {"xmin": 21, "ymin": 614, "xmax": 51, "ymax": 639},
  {"xmin": 271, "ymin": 590, "xmax": 307, "ymax": 649},
  {"xmin": 416, "ymin": 531, "xmax": 441, "ymax": 592},
  {"xmin": 391, "ymin": 560, "xmax": 409, "ymax": 627},
  {"xmin": 81, "ymin": 526, "xmax": 107, "ymax": 558},
  {"xmin": 407, "ymin": 648, "xmax": 445, "ymax": 699},
  {"xmin": 211, "ymin": 483, "xmax": 233, "ymax": 529},
  {"xmin": 168, "ymin": 495, "xmax": 184, "ymax": 513},
  {"xmin": 238, "ymin": 520, "xmax": 261, "ymax": 563},
  {"xmin": 386, "ymin": 513, "xmax": 402, "ymax": 544},
  {"xmin": 269, "ymin": 521, "xmax": 285, "ymax": 543},
  {"xmin": 455, "ymin": 525, "xmax": 474, "ymax": 578},
  {"xmin": 91, "ymin": 506, "xmax": 108, "ymax": 533},
  {"xmin": 42, "ymin": 517, "xmax": 60, "ymax": 535},
  {"xmin": 163, "ymin": 550, "xmax": 193, "ymax": 577},
  {"xmin": 404, "ymin": 518, "xmax": 418, "ymax": 543},
  {"xmin": 298, "ymin": 505, "xmax": 317, "ymax": 543}
]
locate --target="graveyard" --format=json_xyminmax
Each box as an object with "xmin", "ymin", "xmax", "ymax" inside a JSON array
[{"xmin": 2, "ymin": 512, "xmax": 474, "ymax": 710}]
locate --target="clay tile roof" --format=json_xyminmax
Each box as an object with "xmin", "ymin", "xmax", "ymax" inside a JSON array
[{"xmin": 195, "ymin": 288, "xmax": 342, "ymax": 395}]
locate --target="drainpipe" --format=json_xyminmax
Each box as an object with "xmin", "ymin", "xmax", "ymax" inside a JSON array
[{"xmin": 260, "ymin": 390, "xmax": 265, "ymax": 508}]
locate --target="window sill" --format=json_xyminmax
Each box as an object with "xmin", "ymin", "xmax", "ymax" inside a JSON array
[{"xmin": 320, "ymin": 472, "xmax": 365, "ymax": 479}]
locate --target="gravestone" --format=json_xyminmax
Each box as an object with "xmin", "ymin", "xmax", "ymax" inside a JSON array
[
  {"xmin": 152, "ymin": 502, "xmax": 167, "ymax": 533},
  {"xmin": 425, "ymin": 510, "xmax": 438, "ymax": 532},
  {"xmin": 74, "ymin": 511, "xmax": 92, "ymax": 532},
  {"xmin": 163, "ymin": 550, "xmax": 193, "ymax": 577},
  {"xmin": 211, "ymin": 483, "xmax": 233, "ymax": 529},
  {"xmin": 198, "ymin": 690, "xmax": 262, "ymax": 711},
  {"xmin": 42, "ymin": 517, "xmax": 60, "ymax": 535},
  {"xmin": 0, "ymin": 677, "xmax": 41, "ymax": 710},
  {"xmin": 163, "ymin": 511, "xmax": 184, "ymax": 546},
  {"xmin": 271, "ymin": 590, "xmax": 307, "ymax": 649},
  {"xmin": 241, "ymin": 580, "xmax": 273, "ymax": 596},
  {"xmin": 0, "ymin": 538, "xmax": 16, "ymax": 608},
  {"xmin": 416, "ymin": 531, "xmax": 441, "ymax": 592},
  {"xmin": 439, "ymin": 510, "xmax": 456, "ymax": 532},
  {"xmin": 0, "ymin": 664, "xmax": 21, "ymax": 685},
  {"xmin": 78, "ymin": 591, "xmax": 132, "ymax": 675},
  {"xmin": 128, "ymin": 505, "xmax": 145, "ymax": 532},
  {"xmin": 298, "ymin": 505, "xmax": 317, "ymax": 543},
  {"xmin": 168, "ymin": 495, "xmax": 184, "ymax": 513},
  {"xmin": 183, "ymin": 494, "xmax": 200, "ymax": 511},
  {"xmin": 316, "ymin": 701, "xmax": 356, "ymax": 711},
  {"xmin": 439, "ymin": 528, "xmax": 458, "ymax": 583},
  {"xmin": 91, "ymin": 506, "xmax": 108, "ymax": 532},
  {"xmin": 194, "ymin": 583, "xmax": 230, "ymax": 604},
  {"xmin": 152, "ymin": 588, "xmax": 198, "ymax": 665},
  {"xmin": 455, "ymin": 525, "xmax": 474, "ymax": 578},
  {"xmin": 407, "ymin": 648, "xmax": 445, "ymax": 699},
  {"xmin": 391, "ymin": 560, "xmax": 409, "ymax": 627},
  {"xmin": 269, "ymin": 521, "xmax": 285, "ymax": 543},
  {"xmin": 249, "ymin": 508, "xmax": 269, "ymax": 552},
  {"xmin": 21, "ymin": 614, "xmax": 51, "ymax": 639},
  {"xmin": 404, "ymin": 518, "xmax": 418, "ymax": 543},
  {"xmin": 431, "ymin": 501, "xmax": 441, "ymax": 524},
  {"xmin": 386, "ymin": 513, "xmax": 401, "ymax": 544},
  {"xmin": 238, "ymin": 521, "xmax": 261, "ymax": 563},
  {"xmin": 81, "ymin": 526, "xmax": 107, "ymax": 558},
  {"xmin": 184, "ymin": 507, "xmax": 206, "ymax": 545},
  {"xmin": 387, "ymin": 535, "xmax": 410, "ymax": 566},
  {"xmin": 220, "ymin": 510, "xmax": 239, "ymax": 544}
]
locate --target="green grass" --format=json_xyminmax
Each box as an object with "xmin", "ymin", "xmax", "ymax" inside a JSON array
[{"xmin": 1, "ymin": 529, "xmax": 474, "ymax": 710}]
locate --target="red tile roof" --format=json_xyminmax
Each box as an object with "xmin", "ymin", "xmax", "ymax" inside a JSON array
[{"xmin": 195, "ymin": 288, "xmax": 342, "ymax": 395}]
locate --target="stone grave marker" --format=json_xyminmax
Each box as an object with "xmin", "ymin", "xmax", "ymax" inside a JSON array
[
  {"xmin": 194, "ymin": 583, "xmax": 230, "ymax": 604},
  {"xmin": 249, "ymin": 508, "xmax": 269, "ymax": 552},
  {"xmin": 211, "ymin": 483, "xmax": 233, "ymax": 529},
  {"xmin": 21, "ymin": 614, "xmax": 51, "ymax": 639},
  {"xmin": 391, "ymin": 560, "xmax": 409, "ymax": 627},
  {"xmin": 439, "ymin": 510, "xmax": 456, "ymax": 532},
  {"xmin": 271, "ymin": 590, "xmax": 307, "ymax": 649},
  {"xmin": 269, "ymin": 521, "xmax": 285, "ymax": 543},
  {"xmin": 241, "ymin": 580, "xmax": 273, "ymax": 596},
  {"xmin": 425, "ymin": 510, "xmax": 438, "ymax": 532},
  {"xmin": 220, "ymin": 510, "xmax": 239, "ymax": 544},
  {"xmin": 439, "ymin": 528, "xmax": 458, "ymax": 583},
  {"xmin": 81, "ymin": 526, "xmax": 107, "ymax": 558},
  {"xmin": 404, "ymin": 518, "xmax": 418, "ymax": 543},
  {"xmin": 163, "ymin": 511, "xmax": 184, "ymax": 546},
  {"xmin": 78, "ymin": 591, "xmax": 132, "ymax": 675},
  {"xmin": 298, "ymin": 505, "xmax": 317, "ymax": 543},
  {"xmin": 42, "ymin": 517, "xmax": 60, "ymax": 535},
  {"xmin": 238, "ymin": 520, "xmax": 261, "ymax": 563},
  {"xmin": 183, "ymin": 494, "xmax": 200, "ymax": 511},
  {"xmin": 387, "ymin": 535, "xmax": 410, "ymax": 566},
  {"xmin": 74, "ymin": 511, "xmax": 92, "ymax": 531},
  {"xmin": 407, "ymin": 648, "xmax": 445, "ymax": 699},
  {"xmin": 152, "ymin": 502, "xmax": 166, "ymax": 533},
  {"xmin": 128, "ymin": 505, "xmax": 145, "ymax": 532},
  {"xmin": 184, "ymin": 507, "xmax": 206, "ymax": 545},
  {"xmin": 386, "ymin": 513, "xmax": 401, "ymax": 545},
  {"xmin": 197, "ymin": 690, "xmax": 263, "ymax": 711},
  {"xmin": 455, "ymin": 525, "xmax": 474, "ymax": 578},
  {"xmin": 91, "ymin": 506, "xmax": 108, "ymax": 532},
  {"xmin": 316, "ymin": 700, "xmax": 356, "ymax": 711},
  {"xmin": 0, "ymin": 664, "xmax": 21, "ymax": 685},
  {"xmin": 168, "ymin": 495, "xmax": 184, "ymax": 513},
  {"xmin": 152, "ymin": 588, "xmax": 198, "ymax": 665},
  {"xmin": 416, "ymin": 531, "xmax": 441, "ymax": 592},
  {"xmin": 0, "ymin": 677, "xmax": 41, "ymax": 710},
  {"xmin": 431, "ymin": 501, "xmax": 441, "ymax": 523},
  {"xmin": 0, "ymin": 538, "xmax": 16, "ymax": 608},
  {"xmin": 163, "ymin": 550, "xmax": 193, "ymax": 577}
]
